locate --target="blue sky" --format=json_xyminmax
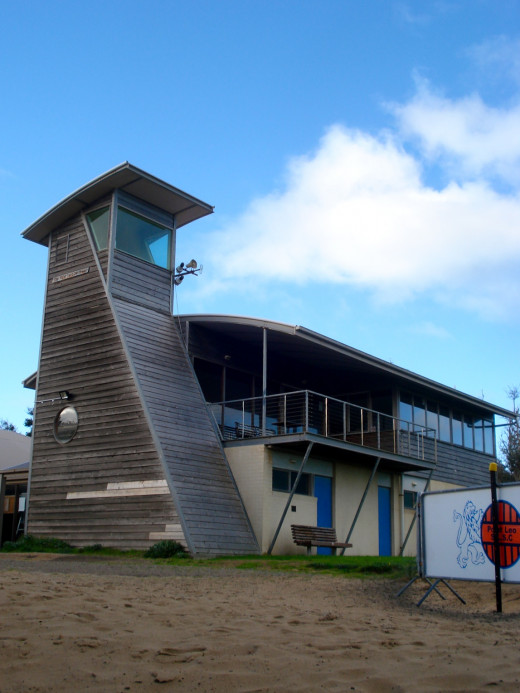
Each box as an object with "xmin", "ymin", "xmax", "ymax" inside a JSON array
[{"xmin": 1, "ymin": 0, "xmax": 519, "ymax": 432}]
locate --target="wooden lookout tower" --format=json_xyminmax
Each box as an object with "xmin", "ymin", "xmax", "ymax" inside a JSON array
[{"xmin": 22, "ymin": 163, "xmax": 259, "ymax": 555}]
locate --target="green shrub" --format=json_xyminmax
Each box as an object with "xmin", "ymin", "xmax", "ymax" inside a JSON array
[
  {"xmin": 1, "ymin": 534, "xmax": 74, "ymax": 553},
  {"xmin": 144, "ymin": 540, "xmax": 187, "ymax": 559}
]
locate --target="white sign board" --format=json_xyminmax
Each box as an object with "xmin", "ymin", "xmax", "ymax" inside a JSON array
[{"xmin": 421, "ymin": 483, "xmax": 520, "ymax": 583}]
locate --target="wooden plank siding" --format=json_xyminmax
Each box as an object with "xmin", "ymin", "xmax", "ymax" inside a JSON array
[
  {"xmin": 113, "ymin": 296, "xmax": 259, "ymax": 555},
  {"xmin": 428, "ymin": 438, "xmax": 491, "ymax": 487},
  {"xmin": 111, "ymin": 251, "xmax": 172, "ymax": 313},
  {"xmin": 27, "ymin": 217, "xmax": 184, "ymax": 550}
]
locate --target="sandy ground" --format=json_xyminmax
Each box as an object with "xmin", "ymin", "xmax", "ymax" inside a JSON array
[{"xmin": 1, "ymin": 554, "xmax": 519, "ymax": 692}]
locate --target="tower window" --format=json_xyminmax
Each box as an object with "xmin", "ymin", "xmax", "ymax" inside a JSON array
[
  {"xmin": 86, "ymin": 207, "xmax": 110, "ymax": 250},
  {"xmin": 115, "ymin": 207, "xmax": 172, "ymax": 269}
]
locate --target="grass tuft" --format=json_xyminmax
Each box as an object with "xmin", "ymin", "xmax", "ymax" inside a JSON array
[{"xmin": 0, "ymin": 535, "xmax": 75, "ymax": 553}]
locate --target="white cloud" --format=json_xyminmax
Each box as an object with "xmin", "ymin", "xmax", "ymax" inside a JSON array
[
  {"xmin": 203, "ymin": 84, "xmax": 520, "ymax": 321},
  {"xmin": 390, "ymin": 79, "xmax": 520, "ymax": 184},
  {"xmin": 468, "ymin": 36, "xmax": 520, "ymax": 88}
]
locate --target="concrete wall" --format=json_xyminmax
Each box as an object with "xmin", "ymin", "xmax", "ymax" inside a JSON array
[
  {"xmin": 400, "ymin": 477, "xmax": 462, "ymax": 557},
  {"xmin": 225, "ymin": 443, "xmax": 464, "ymax": 557}
]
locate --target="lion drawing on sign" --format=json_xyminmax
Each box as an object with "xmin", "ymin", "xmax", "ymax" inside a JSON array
[{"xmin": 453, "ymin": 501, "xmax": 486, "ymax": 568}]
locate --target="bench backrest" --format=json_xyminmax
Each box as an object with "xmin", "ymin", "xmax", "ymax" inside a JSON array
[{"xmin": 291, "ymin": 524, "xmax": 337, "ymax": 543}]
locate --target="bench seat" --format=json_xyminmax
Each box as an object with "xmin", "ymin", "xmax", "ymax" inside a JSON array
[{"xmin": 291, "ymin": 524, "xmax": 352, "ymax": 555}]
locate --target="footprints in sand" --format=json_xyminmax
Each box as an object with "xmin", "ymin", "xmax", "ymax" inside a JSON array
[{"xmin": 156, "ymin": 645, "xmax": 207, "ymax": 663}]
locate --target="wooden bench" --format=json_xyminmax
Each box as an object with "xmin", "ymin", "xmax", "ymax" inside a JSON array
[
  {"xmin": 291, "ymin": 524, "xmax": 352, "ymax": 555},
  {"xmin": 234, "ymin": 422, "xmax": 276, "ymax": 438}
]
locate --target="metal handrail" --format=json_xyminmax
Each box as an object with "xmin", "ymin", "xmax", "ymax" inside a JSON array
[{"xmin": 208, "ymin": 389, "xmax": 437, "ymax": 463}]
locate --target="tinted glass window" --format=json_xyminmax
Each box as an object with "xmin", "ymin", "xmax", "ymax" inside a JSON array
[
  {"xmin": 413, "ymin": 398, "xmax": 426, "ymax": 430},
  {"xmin": 272, "ymin": 468, "xmax": 289, "ymax": 492},
  {"xmin": 439, "ymin": 406, "xmax": 451, "ymax": 442},
  {"xmin": 404, "ymin": 490, "xmax": 417, "ymax": 509},
  {"xmin": 484, "ymin": 418, "xmax": 494, "ymax": 454},
  {"xmin": 426, "ymin": 400, "xmax": 438, "ymax": 438},
  {"xmin": 399, "ymin": 392, "xmax": 413, "ymax": 430},
  {"xmin": 272, "ymin": 468, "xmax": 311, "ymax": 495},
  {"xmin": 463, "ymin": 416, "xmax": 474, "ymax": 449},
  {"xmin": 86, "ymin": 207, "xmax": 110, "ymax": 250},
  {"xmin": 452, "ymin": 412, "xmax": 463, "ymax": 445},
  {"xmin": 116, "ymin": 207, "xmax": 171, "ymax": 269},
  {"xmin": 474, "ymin": 418, "xmax": 484, "ymax": 452}
]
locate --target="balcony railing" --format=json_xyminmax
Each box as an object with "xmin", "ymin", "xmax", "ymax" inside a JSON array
[{"xmin": 208, "ymin": 390, "xmax": 437, "ymax": 463}]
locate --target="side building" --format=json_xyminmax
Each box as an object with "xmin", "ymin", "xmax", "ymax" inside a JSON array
[{"xmin": 22, "ymin": 164, "xmax": 512, "ymax": 556}]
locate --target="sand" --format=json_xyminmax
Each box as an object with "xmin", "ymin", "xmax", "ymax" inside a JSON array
[{"xmin": 1, "ymin": 554, "xmax": 519, "ymax": 692}]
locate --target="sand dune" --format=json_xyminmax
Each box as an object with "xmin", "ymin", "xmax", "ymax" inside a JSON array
[{"xmin": 1, "ymin": 554, "xmax": 519, "ymax": 692}]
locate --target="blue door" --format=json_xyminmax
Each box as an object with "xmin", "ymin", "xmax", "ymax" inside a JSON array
[
  {"xmin": 315, "ymin": 476, "xmax": 333, "ymax": 555},
  {"xmin": 378, "ymin": 486, "xmax": 392, "ymax": 556}
]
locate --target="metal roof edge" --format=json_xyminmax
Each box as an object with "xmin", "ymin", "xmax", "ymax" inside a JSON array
[
  {"xmin": 21, "ymin": 162, "xmax": 214, "ymax": 245},
  {"xmin": 179, "ymin": 314, "xmax": 514, "ymax": 418},
  {"xmin": 294, "ymin": 324, "xmax": 514, "ymax": 418}
]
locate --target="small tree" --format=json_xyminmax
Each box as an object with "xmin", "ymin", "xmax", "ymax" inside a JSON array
[
  {"xmin": 0, "ymin": 419, "xmax": 17, "ymax": 432},
  {"xmin": 500, "ymin": 387, "xmax": 520, "ymax": 481},
  {"xmin": 24, "ymin": 408, "xmax": 34, "ymax": 437}
]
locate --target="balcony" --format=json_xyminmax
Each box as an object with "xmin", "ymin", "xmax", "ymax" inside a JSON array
[{"xmin": 209, "ymin": 390, "xmax": 437, "ymax": 464}]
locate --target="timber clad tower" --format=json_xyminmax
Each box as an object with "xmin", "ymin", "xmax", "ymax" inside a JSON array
[{"xmin": 23, "ymin": 163, "xmax": 259, "ymax": 555}]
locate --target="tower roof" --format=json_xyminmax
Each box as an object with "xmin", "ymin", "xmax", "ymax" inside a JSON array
[{"xmin": 22, "ymin": 162, "xmax": 214, "ymax": 245}]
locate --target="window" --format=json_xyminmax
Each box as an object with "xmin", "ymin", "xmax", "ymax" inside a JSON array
[
  {"xmin": 484, "ymin": 418, "xmax": 494, "ymax": 455},
  {"xmin": 463, "ymin": 415, "xmax": 474, "ymax": 449},
  {"xmin": 439, "ymin": 406, "xmax": 451, "ymax": 443},
  {"xmin": 86, "ymin": 207, "xmax": 110, "ymax": 250},
  {"xmin": 404, "ymin": 490, "xmax": 418, "ymax": 509},
  {"xmin": 399, "ymin": 392, "xmax": 495, "ymax": 454},
  {"xmin": 272, "ymin": 468, "xmax": 311, "ymax": 495},
  {"xmin": 474, "ymin": 418, "xmax": 484, "ymax": 452},
  {"xmin": 426, "ymin": 400, "xmax": 439, "ymax": 438},
  {"xmin": 413, "ymin": 397, "xmax": 426, "ymax": 431},
  {"xmin": 452, "ymin": 411, "xmax": 463, "ymax": 446},
  {"xmin": 399, "ymin": 392, "xmax": 413, "ymax": 430},
  {"xmin": 115, "ymin": 207, "xmax": 172, "ymax": 269}
]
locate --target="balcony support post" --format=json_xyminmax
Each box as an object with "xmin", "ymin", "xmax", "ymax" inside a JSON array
[
  {"xmin": 267, "ymin": 442, "xmax": 314, "ymax": 555},
  {"xmin": 340, "ymin": 457, "xmax": 381, "ymax": 555},
  {"xmin": 262, "ymin": 327, "xmax": 267, "ymax": 435}
]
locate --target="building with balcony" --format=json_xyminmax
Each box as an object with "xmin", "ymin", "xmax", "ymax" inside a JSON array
[{"xmin": 22, "ymin": 164, "xmax": 511, "ymax": 556}]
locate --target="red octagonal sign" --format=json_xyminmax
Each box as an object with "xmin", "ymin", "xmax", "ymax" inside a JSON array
[{"xmin": 480, "ymin": 500, "xmax": 520, "ymax": 568}]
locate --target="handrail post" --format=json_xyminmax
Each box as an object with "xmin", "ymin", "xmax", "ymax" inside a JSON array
[
  {"xmin": 283, "ymin": 394, "xmax": 287, "ymax": 435},
  {"xmin": 305, "ymin": 391, "xmax": 309, "ymax": 432},
  {"xmin": 377, "ymin": 413, "xmax": 381, "ymax": 449},
  {"xmin": 343, "ymin": 402, "xmax": 346, "ymax": 441},
  {"xmin": 361, "ymin": 409, "xmax": 364, "ymax": 446},
  {"xmin": 242, "ymin": 400, "xmax": 245, "ymax": 439},
  {"xmin": 324, "ymin": 397, "xmax": 328, "ymax": 437}
]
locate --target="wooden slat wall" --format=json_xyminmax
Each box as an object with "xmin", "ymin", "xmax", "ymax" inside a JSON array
[
  {"xmin": 27, "ymin": 218, "xmax": 185, "ymax": 549},
  {"xmin": 113, "ymin": 297, "xmax": 259, "ymax": 555},
  {"xmin": 111, "ymin": 251, "xmax": 172, "ymax": 313},
  {"xmin": 434, "ymin": 440, "xmax": 491, "ymax": 486}
]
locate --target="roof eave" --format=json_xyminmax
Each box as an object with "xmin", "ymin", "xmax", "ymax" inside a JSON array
[
  {"xmin": 21, "ymin": 162, "xmax": 214, "ymax": 245},
  {"xmin": 179, "ymin": 314, "xmax": 515, "ymax": 419}
]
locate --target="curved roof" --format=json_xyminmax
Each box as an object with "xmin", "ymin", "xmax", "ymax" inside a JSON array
[
  {"xmin": 22, "ymin": 162, "xmax": 214, "ymax": 245},
  {"xmin": 179, "ymin": 313, "xmax": 514, "ymax": 418}
]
